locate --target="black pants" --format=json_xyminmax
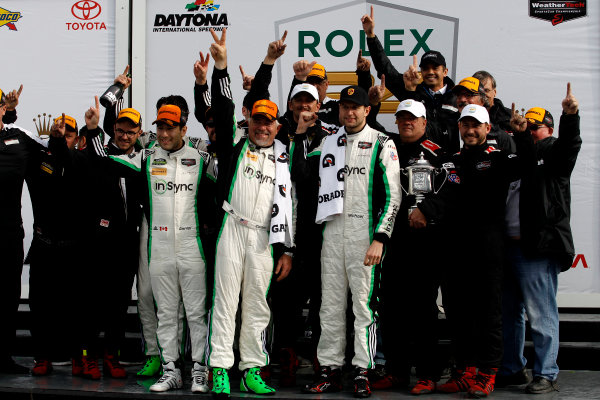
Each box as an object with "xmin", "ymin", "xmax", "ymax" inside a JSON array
[
  {"xmin": 380, "ymin": 225, "xmax": 443, "ymax": 380},
  {"xmin": 270, "ymin": 223, "xmax": 322, "ymax": 353},
  {"xmin": 29, "ymin": 236, "xmax": 82, "ymax": 360},
  {"xmin": 443, "ymin": 225, "xmax": 504, "ymax": 371},
  {"xmin": 0, "ymin": 228, "xmax": 24, "ymax": 361}
]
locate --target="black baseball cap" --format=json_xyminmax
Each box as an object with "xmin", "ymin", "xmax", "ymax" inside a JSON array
[
  {"xmin": 419, "ymin": 50, "xmax": 446, "ymax": 68},
  {"xmin": 339, "ymin": 86, "xmax": 369, "ymax": 107}
]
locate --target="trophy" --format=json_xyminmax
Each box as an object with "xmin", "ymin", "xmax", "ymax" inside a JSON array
[{"xmin": 400, "ymin": 152, "xmax": 447, "ymax": 217}]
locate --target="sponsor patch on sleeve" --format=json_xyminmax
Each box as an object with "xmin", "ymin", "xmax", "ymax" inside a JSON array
[{"xmin": 448, "ymin": 173, "xmax": 460, "ymax": 183}]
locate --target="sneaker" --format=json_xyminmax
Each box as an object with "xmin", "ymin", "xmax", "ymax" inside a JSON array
[
  {"xmin": 410, "ymin": 379, "xmax": 436, "ymax": 395},
  {"xmin": 525, "ymin": 376, "xmax": 559, "ymax": 394},
  {"xmin": 241, "ymin": 367, "xmax": 276, "ymax": 395},
  {"xmin": 81, "ymin": 353, "xmax": 101, "ymax": 380},
  {"xmin": 495, "ymin": 368, "xmax": 531, "ymax": 387},
  {"xmin": 467, "ymin": 368, "xmax": 497, "ymax": 398},
  {"xmin": 353, "ymin": 367, "xmax": 372, "ymax": 398},
  {"xmin": 279, "ymin": 347, "xmax": 299, "ymax": 387},
  {"xmin": 303, "ymin": 366, "xmax": 342, "ymax": 393},
  {"xmin": 150, "ymin": 362, "xmax": 183, "ymax": 392},
  {"xmin": 103, "ymin": 353, "xmax": 127, "ymax": 379},
  {"xmin": 212, "ymin": 367, "xmax": 231, "ymax": 398},
  {"xmin": 371, "ymin": 373, "xmax": 410, "ymax": 390},
  {"xmin": 191, "ymin": 362, "xmax": 209, "ymax": 393},
  {"xmin": 437, "ymin": 366, "xmax": 476, "ymax": 393},
  {"xmin": 137, "ymin": 355, "xmax": 162, "ymax": 377},
  {"xmin": 72, "ymin": 357, "xmax": 83, "ymax": 376},
  {"xmin": 32, "ymin": 359, "xmax": 53, "ymax": 376}
]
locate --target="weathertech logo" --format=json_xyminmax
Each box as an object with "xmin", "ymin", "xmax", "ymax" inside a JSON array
[
  {"xmin": 153, "ymin": 0, "xmax": 229, "ymax": 32},
  {"xmin": 0, "ymin": 7, "xmax": 22, "ymax": 31},
  {"xmin": 67, "ymin": 1, "xmax": 107, "ymax": 30},
  {"xmin": 529, "ymin": 1, "xmax": 586, "ymax": 25}
]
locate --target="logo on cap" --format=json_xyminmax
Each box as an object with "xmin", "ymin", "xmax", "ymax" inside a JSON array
[{"xmin": 347, "ymin": 88, "xmax": 355, "ymax": 96}]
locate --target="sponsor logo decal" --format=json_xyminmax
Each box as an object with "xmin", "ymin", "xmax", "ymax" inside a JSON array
[
  {"xmin": 337, "ymin": 134, "xmax": 347, "ymax": 146},
  {"xmin": 318, "ymin": 189, "xmax": 344, "ymax": 204},
  {"xmin": 344, "ymin": 165, "xmax": 366, "ymax": 176},
  {"xmin": 337, "ymin": 168, "xmax": 345, "ymax": 182},
  {"xmin": 181, "ymin": 158, "xmax": 196, "ymax": 166},
  {"xmin": 278, "ymin": 184, "xmax": 287, "ymax": 197},
  {"xmin": 447, "ymin": 173, "xmax": 460, "ymax": 183},
  {"xmin": 153, "ymin": 226, "xmax": 169, "ymax": 231},
  {"xmin": 4, "ymin": 138, "xmax": 19, "ymax": 145},
  {"xmin": 153, "ymin": 179, "xmax": 194, "ymax": 194},
  {"xmin": 277, "ymin": 152, "xmax": 289, "ymax": 163},
  {"xmin": 67, "ymin": 1, "xmax": 107, "ymax": 30},
  {"xmin": 476, "ymin": 161, "xmax": 491, "ymax": 171},
  {"xmin": 272, "ymin": 204, "xmax": 279, "ymax": 218},
  {"xmin": 41, "ymin": 162, "xmax": 54, "ymax": 175},
  {"xmin": 268, "ymin": 153, "xmax": 275, "ymax": 162},
  {"xmin": 153, "ymin": 0, "xmax": 229, "ymax": 33},
  {"xmin": 243, "ymin": 164, "xmax": 275, "ymax": 185},
  {"xmin": 246, "ymin": 150, "xmax": 258, "ymax": 161},
  {"xmin": 358, "ymin": 141, "xmax": 372, "ymax": 149},
  {"xmin": 529, "ymin": 1, "xmax": 586, "ymax": 25},
  {"xmin": 272, "ymin": 224, "xmax": 286, "ymax": 233},
  {"xmin": 322, "ymin": 154, "xmax": 335, "ymax": 167},
  {"xmin": 152, "ymin": 158, "xmax": 167, "ymax": 165},
  {"xmin": 151, "ymin": 167, "xmax": 167, "ymax": 176},
  {"xmin": 0, "ymin": 6, "xmax": 22, "ymax": 31},
  {"xmin": 100, "ymin": 219, "xmax": 110, "ymax": 228},
  {"xmin": 389, "ymin": 150, "xmax": 398, "ymax": 161}
]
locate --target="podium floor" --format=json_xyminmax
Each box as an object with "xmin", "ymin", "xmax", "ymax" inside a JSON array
[{"xmin": 0, "ymin": 357, "xmax": 598, "ymax": 399}]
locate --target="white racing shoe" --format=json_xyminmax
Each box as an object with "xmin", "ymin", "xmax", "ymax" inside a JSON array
[
  {"xmin": 149, "ymin": 362, "xmax": 183, "ymax": 392},
  {"xmin": 191, "ymin": 362, "xmax": 210, "ymax": 393}
]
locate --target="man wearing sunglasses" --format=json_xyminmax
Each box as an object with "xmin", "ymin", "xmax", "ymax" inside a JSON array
[{"xmin": 499, "ymin": 84, "xmax": 581, "ymax": 394}]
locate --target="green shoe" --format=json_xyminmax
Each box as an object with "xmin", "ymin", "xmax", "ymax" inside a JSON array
[
  {"xmin": 137, "ymin": 355, "xmax": 162, "ymax": 377},
  {"xmin": 212, "ymin": 367, "xmax": 231, "ymax": 398},
  {"xmin": 240, "ymin": 367, "xmax": 276, "ymax": 395}
]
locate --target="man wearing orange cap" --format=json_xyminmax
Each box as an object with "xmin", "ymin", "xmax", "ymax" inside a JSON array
[
  {"xmin": 204, "ymin": 28, "xmax": 294, "ymax": 398},
  {"xmin": 0, "ymin": 86, "xmax": 47, "ymax": 374},
  {"xmin": 499, "ymin": 85, "xmax": 581, "ymax": 394},
  {"xmin": 29, "ymin": 114, "xmax": 87, "ymax": 377}
]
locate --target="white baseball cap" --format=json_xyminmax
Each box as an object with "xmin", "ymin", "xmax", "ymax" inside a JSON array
[
  {"xmin": 395, "ymin": 99, "xmax": 426, "ymax": 118},
  {"xmin": 290, "ymin": 83, "xmax": 319, "ymax": 102},
  {"xmin": 458, "ymin": 104, "xmax": 490, "ymax": 124}
]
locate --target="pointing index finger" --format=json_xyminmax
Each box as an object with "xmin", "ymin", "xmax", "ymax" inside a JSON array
[
  {"xmin": 61, "ymin": 113, "xmax": 66, "ymax": 126},
  {"xmin": 281, "ymin": 30, "xmax": 287, "ymax": 43},
  {"xmin": 413, "ymin": 54, "xmax": 418, "ymax": 69},
  {"xmin": 123, "ymin": 65, "xmax": 130, "ymax": 75},
  {"xmin": 511, "ymin": 102, "xmax": 516, "ymax": 116},
  {"xmin": 358, "ymin": 49, "xmax": 363, "ymax": 61},
  {"xmin": 566, "ymin": 82, "xmax": 572, "ymax": 97},
  {"xmin": 17, "ymin": 84, "xmax": 23, "ymax": 96},
  {"xmin": 95, "ymin": 95, "xmax": 100, "ymax": 111},
  {"xmin": 239, "ymin": 65, "xmax": 246, "ymax": 78},
  {"xmin": 370, "ymin": 5, "xmax": 374, "ymax": 19},
  {"xmin": 381, "ymin": 74, "xmax": 386, "ymax": 89}
]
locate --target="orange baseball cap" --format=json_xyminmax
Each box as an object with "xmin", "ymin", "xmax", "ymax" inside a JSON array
[
  {"xmin": 454, "ymin": 77, "xmax": 482, "ymax": 93},
  {"xmin": 116, "ymin": 107, "xmax": 142, "ymax": 126},
  {"xmin": 308, "ymin": 63, "xmax": 326, "ymax": 80},
  {"xmin": 153, "ymin": 104, "xmax": 181, "ymax": 126},
  {"xmin": 251, "ymin": 99, "xmax": 278, "ymax": 121},
  {"xmin": 54, "ymin": 115, "xmax": 78, "ymax": 131}
]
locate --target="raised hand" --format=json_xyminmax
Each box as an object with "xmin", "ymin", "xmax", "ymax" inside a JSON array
[
  {"xmin": 50, "ymin": 113, "xmax": 66, "ymax": 138},
  {"xmin": 296, "ymin": 111, "xmax": 318, "ymax": 134},
  {"xmin": 194, "ymin": 52, "xmax": 211, "ymax": 85},
  {"xmin": 293, "ymin": 60, "xmax": 317, "ymax": 82},
  {"xmin": 114, "ymin": 65, "xmax": 132, "ymax": 90},
  {"xmin": 510, "ymin": 102, "xmax": 527, "ymax": 133},
  {"xmin": 361, "ymin": 5, "xmax": 375, "ymax": 38},
  {"xmin": 368, "ymin": 74, "xmax": 386, "ymax": 105},
  {"xmin": 562, "ymin": 82, "xmax": 578, "ymax": 114},
  {"xmin": 209, "ymin": 28, "xmax": 227, "ymax": 69},
  {"xmin": 356, "ymin": 49, "xmax": 371, "ymax": 72},
  {"xmin": 85, "ymin": 96, "xmax": 100, "ymax": 130},
  {"xmin": 403, "ymin": 55, "xmax": 421, "ymax": 91},
  {"xmin": 5, "ymin": 84, "xmax": 23, "ymax": 111},
  {"xmin": 265, "ymin": 30, "xmax": 287, "ymax": 65},
  {"xmin": 239, "ymin": 65, "xmax": 254, "ymax": 91}
]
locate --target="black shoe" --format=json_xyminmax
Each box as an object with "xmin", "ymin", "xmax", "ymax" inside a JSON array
[
  {"xmin": 495, "ymin": 368, "xmax": 531, "ymax": 387},
  {"xmin": 353, "ymin": 367, "xmax": 372, "ymax": 398},
  {"xmin": 0, "ymin": 357, "xmax": 29, "ymax": 374},
  {"xmin": 302, "ymin": 366, "xmax": 342, "ymax": 394},
  {"xmin": 525, "ymin": 376, "xmax": 559, "ymax": 394}
]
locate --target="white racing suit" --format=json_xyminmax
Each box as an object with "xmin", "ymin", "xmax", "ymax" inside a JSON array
[
  {"xmin": 96, "ymin": 138, "xmax": 213, "ymax": 364},
  {"xmin": 316, "ymin": 125, "xmax": 401, "ymax": 369},
  {"xmin": 206, "ymin": 66, "xmax": 295, "ymax": 371}
]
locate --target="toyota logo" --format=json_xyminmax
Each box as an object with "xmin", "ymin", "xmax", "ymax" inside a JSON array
[{"xmin": 71, "ymin": 1, "xmax": 102, "ymax": 20}]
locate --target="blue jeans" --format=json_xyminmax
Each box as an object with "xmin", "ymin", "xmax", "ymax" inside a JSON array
[{"xmin": 501, "ymin": 242, "xmax": 561, "ymax": 381}]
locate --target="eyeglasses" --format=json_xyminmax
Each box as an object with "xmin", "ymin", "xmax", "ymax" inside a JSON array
[{"xmin": 115, "ymin": 128, "xmax": 141, "ymax": 137}]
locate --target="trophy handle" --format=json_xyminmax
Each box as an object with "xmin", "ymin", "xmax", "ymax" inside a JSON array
[{"xmin": 433, "ymin": 168, "xmax": 449, "ymax": 195}]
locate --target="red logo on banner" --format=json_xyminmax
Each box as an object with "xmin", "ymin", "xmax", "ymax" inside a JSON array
[
  {"xmin": 571, "ymin": 254, "xmax": 589, "ymax": 269},
  {"xmin": 71, "ymin": 1, "xmax": 102, "ymax": 20}
]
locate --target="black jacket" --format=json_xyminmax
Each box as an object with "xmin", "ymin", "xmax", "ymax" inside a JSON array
[
  {"xmin": 519, "ymin": 113, "xmax": 581, "ymax": 270},
  {"xmin": 489, "ymin": 97, "xmax": 512, "ymax": 133}
]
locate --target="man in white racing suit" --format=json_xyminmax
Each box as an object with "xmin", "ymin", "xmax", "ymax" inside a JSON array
[{"xmin": 300, "ymin": 85, "xmax": 401, "ymax": 398}]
